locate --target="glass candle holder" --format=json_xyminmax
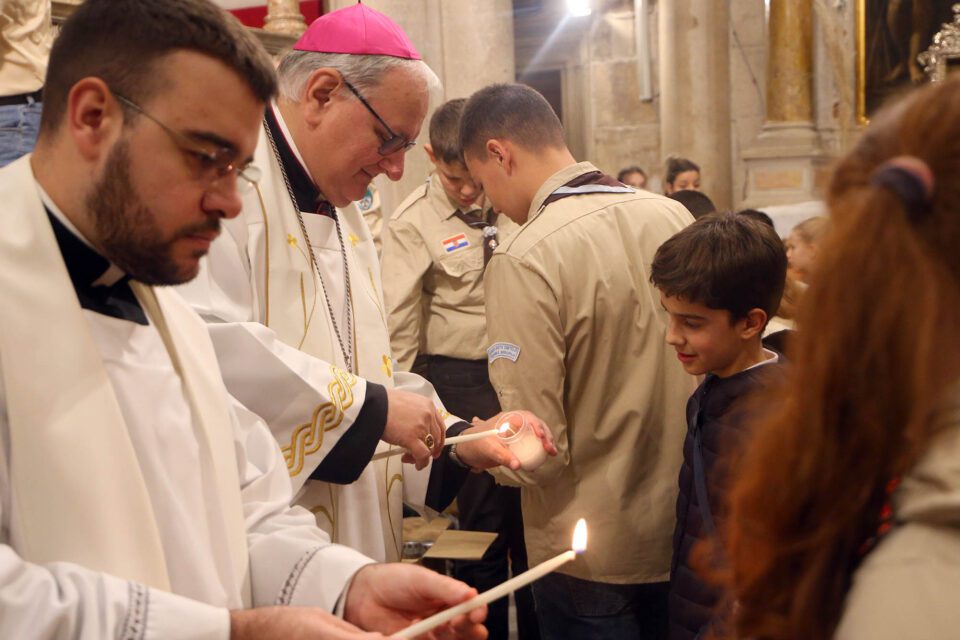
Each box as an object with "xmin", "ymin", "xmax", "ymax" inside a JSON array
[{"xmin": 495, "ymin": 412, "xmax": 547, "ymax": 472}]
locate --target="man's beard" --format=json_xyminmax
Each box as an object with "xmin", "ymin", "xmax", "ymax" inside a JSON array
[{"xmin": 85, "ymin": 139, "xmax": 220, "ymax": 286}]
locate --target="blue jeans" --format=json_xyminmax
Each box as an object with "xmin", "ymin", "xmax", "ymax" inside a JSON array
[
  {"xmin": 532, "ymin": 573, "xmax": 669, "ymax": 639},
  {"xmin": 0, "ymin": 99, "xmax": 43, "ymax": 168}
]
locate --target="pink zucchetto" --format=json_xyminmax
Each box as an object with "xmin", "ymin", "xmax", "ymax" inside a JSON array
[{"xmin": 293, "ymin": 3, "xmax": 421, "ymax": 60}]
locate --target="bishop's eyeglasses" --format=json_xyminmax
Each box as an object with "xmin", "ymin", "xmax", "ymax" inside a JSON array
[
  {"xmin": 341, "ymin": 78, "xmax": 417, "ymax": 156},
  {"xmin": 112, "ymin": 92, "xmax": 262, "ymax": 194}
]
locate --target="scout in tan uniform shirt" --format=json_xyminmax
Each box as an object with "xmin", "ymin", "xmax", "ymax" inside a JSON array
[
  {"xmin": 461, "ymin": 83, "xmax": 696, "ymax": 639},
  {"xmin": 382, "ymin": 99, "xmax": 536, "ymax": 640}
]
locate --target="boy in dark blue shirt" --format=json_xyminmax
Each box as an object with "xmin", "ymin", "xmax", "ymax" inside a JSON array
[{"xmin": 651, "ymin": 212, "xmax": 788, "ymax": 640}]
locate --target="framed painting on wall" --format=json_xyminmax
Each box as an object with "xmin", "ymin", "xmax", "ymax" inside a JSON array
[{"xmin": 857, "ymin": 0, "xmax": 955, "ymax": 122}]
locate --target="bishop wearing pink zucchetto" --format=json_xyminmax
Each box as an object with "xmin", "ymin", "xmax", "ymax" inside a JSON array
[{"xmin": 178, "ymin": 0, "xmax": 556, "ymax": 570}]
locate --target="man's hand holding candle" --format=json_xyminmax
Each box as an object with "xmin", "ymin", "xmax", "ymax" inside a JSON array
[{"xmin": 343, "ymin": 563, "xmax": 488, "ymax": 639}]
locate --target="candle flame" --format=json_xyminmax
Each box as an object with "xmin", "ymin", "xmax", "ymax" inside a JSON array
[
  {"xmin": 498, "ymin": 423, "xmax": 511, "ymax": 434},
  {"xmin": 572, "ymin": 518, "xmax": 587, "ymax": 553}
]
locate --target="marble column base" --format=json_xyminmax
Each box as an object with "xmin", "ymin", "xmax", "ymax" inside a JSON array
[
  {"xmin": 264, "ymin": 0, "xmax": 306, "ymax": 36},
  {"xmin": 740, "ymin": 122, "xmax": 835, "ymax": 208}
]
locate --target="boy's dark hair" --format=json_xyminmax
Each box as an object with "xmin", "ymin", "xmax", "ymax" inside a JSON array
[
  {"xmin": 41, "ymin": 0, "xmax": 276, "ymax": 134},
  {"xmin": 429, "ymin": 98, "xmax": 467, "ymax": 164},
  {"xmin": 459, "ymin": 83, "xmax": 566, "ymax": 160},
  {"xmin": 665, "ymin": 156, "xmax": 700, "ymax": 185},
  {"xmin": 651, "ymin": 211, "xmax": 787, "ymax": 321},
  {"xmin": 668, "ymin": 189, "xmax": 716, "ymax": 219},
  {"xmin": 617, "ymin": 166, "xmax": 647, "ymax": 183},
  {"xmin": 737, "ymin": 208, "xmax": 775, "ymax": 229}
]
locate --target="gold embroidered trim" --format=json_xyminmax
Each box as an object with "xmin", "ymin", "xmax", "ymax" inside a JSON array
[
  {"xmin": 366, "ymin": 267, "xmax": 388, "ymax": 328},
  {"xmin": 254, "ymin": 184, "xmax": 272, "ymax": 327},
  {"xmin": 385, "ymin": 470, "xmax": 404, "ymax": 558},
  {"xmin": 283, "ymin": 365, "xmax": 358, "ymax": 476},
  {"xmin": 297, "ymin": 274, "xmax": 308, "ymax": 349},
  {"xmin": 310, "ymin": 505, "xmax": 335, "ymax": 539}
]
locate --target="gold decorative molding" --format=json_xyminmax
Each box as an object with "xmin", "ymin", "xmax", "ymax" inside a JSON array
[{"xmin": 855, "ymin": 0, "xmax": 868, "ymax": 124}]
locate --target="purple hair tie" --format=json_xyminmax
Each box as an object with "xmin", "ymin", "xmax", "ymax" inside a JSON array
[{"xmin": 869, "ymin": 156, "xmax": 935, "ymax": 223}]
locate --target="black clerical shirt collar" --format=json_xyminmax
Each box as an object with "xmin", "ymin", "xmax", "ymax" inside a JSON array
[
  {"xmin": 266, "ymin": 103, "xmax": 334, "ymax": 216},
  {"xmin": 39, "ymin": 187, "xmax": 148, "ymax": 325}
]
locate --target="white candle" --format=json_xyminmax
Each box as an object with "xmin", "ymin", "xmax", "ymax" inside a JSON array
[
  {"xmin": 392, "ymin": 519, "xmax": 588, "ymax": 639},
  {"xmin": 370, "ymin": 429, "xmax": 500, "ymax": 461},
  {"xmin": 496, "ymin": 412, "xmax": 548, "ymax": 471}
]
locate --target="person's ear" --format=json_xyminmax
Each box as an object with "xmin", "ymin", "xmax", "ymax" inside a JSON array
[
  {"xmin": 66, "ymin": 78, "xmax": 121, "ymax": 162},
  {"xmin": 740, "ymin": 308, "xmax": 768, "ymax": 340},
  {"xmin": 424, "ymin": 143, "xmax": 438, "ymax": 166},
  {"xmin": 486, "ymin": 139, "xmax": 513, "ymax": 174},
  {"xmin": 302, "ymin": 67, "xmax": 343, "ymax": 128}
]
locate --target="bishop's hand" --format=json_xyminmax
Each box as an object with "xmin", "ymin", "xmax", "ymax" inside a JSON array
[{"xmin": 382, "ymin": 389, "xmax": 446, "ymax": 469}]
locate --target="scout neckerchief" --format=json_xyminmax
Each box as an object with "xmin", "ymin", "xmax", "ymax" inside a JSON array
[
  {"xmin": 451, "ymin": 207, "xmax": 499, "ymax": 266},
  {"xmin": 541, "ymin": 170, "xmax": 635, "ymax": 207}
]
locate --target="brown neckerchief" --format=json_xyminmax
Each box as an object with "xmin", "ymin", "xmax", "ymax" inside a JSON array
[
  {"xmin": 541, "ymin": 170, "xmax": 634, "ymax": 208},
  {"xmin": 452, "ymin": 207, "xmax": 499, "ymax": 266}
]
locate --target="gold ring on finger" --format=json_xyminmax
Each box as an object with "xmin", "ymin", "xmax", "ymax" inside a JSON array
[{"xmin": 423, "ymin": 433, "xmax": 435, "ymax": 449}]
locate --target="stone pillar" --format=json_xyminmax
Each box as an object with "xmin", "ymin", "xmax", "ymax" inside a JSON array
[
  {"xmin": 767, "ymin": 0, "xmax": 813, "ymax": 124},
  {"xmin": 741, "ymin": 0, "xmax": 832, "ymax": 208},
  {"xmin": 264, "ymin": 0, "xmax": 307, "ymax": 36},
  {"xmin": 658, "ymin": 0, "xmax": 733, "ymax": 210},
  {"xmin": 325, "ymin": 0, "xmax": 515, "ymax": 216}
]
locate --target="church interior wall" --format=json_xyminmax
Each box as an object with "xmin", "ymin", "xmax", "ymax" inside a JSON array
[
  {"xmin": 729, "ymin": 0, "xmax": 768, "ymax": 206},
  {"xmin": 54, "ymin": 0, "xmax": 885, "ymax": 215}
]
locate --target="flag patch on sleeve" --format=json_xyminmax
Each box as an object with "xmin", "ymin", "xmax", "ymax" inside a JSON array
[
  {"xmin": 487, "ymin": 342, "xmax": 521, "ymax": 363},
  {"xmin": 442, "ymin": 233, "xmax": 470, "ymax": 253}
]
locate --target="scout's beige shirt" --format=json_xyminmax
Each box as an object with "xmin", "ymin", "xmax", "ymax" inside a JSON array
[
  {"xmin": 1, "ymin": 0, "xmax": 52, "ymax": 96},
  {"xmin": 486, "ymin": 162, "xmax": 696, "ymax": 584},
  {"xmin": 382, "ymin": 174, "xmax": 516, "ymax": 370}
]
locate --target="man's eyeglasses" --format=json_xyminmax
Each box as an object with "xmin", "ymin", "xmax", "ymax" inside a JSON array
[
  {"xmin": 342, "ymin": 79, "xmax": 417, "ymax": 156},
  {"xmin": 112, "ymin": 92, "xmax": 261, "ymax": 194}
]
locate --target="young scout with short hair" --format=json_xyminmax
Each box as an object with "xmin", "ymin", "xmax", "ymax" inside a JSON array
[
  {"xmin": 461, "ymin": 82, "xmax": 696, "ymax": 639},
  {"xmin": 381, "ymin": 99, "xmax": 534, "ymax": 640},
  {"xmin": 650, "ymin": 212, "xmax": 788, "ymax": 640}
]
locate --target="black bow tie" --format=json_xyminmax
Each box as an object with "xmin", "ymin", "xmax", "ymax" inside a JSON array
[{"xmin": 46, "ymin": 209, "xmax": 148, "ymax": 325}]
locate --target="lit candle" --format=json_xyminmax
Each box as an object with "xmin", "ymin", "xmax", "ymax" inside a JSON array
[
  {"xmin": 496, "ymin": 412, "xmax": 548, "ymax": 471},
  {"xmin": 392, "ymin": 519, "xmax": 588, "ymax": 639},
  {"xmin": 369, "ymin": 428, "xmax": 502, "ymax": 461}
]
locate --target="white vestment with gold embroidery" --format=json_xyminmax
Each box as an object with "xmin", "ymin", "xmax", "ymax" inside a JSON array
[{"xmin": 179, "ymin": 114, "xmax": 460, "ymax": 562}]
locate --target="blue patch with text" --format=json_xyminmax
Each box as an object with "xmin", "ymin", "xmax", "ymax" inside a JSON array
[{"xmin": 487, "ymin": 342, "xmax": 521, "ymax": 363}]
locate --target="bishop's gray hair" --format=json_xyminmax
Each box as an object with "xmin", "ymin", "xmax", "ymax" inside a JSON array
[{"xmin": 277, "ymin": 51, "xmax": 440, "ymax": 102}]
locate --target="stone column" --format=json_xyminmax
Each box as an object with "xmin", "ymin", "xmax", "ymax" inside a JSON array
[
  {"xmin": 325, "ymin": 0, "xmax": 515, "ymax": 216},
  {"xmin": 264, "ymin": 0, "xmax": 307, "ymax": 36},
  {"xmin": 741, "ymin": 0, "xmax": 832, "ymax": 208},
  {"xmin": 767, "ymin": 0, "xmax": 813, "ymax": 124},
  {"xmin": 658, "ymin": 0, "xmax": 733, "ymax": 210}
]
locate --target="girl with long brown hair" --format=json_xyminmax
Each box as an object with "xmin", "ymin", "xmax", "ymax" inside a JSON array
[{"xmin": 714, "ymin": 78, "xmax": 960, "ymax": 639}]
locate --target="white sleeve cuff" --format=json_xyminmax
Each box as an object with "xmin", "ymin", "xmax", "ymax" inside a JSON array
[
  {"xmin": 143, "ymin": 585, "xmax": 230, "ymax": 640},
  {"xmin": 283, "ymin": 545, "xmax": 375, "ymax": 611}
]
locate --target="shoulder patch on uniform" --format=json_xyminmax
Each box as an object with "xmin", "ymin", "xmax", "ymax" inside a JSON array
[
  {"xmin": 442, "ymin": 233, "xmax": 470, "ymax": 253},
  {"xmin": 487, "ymin": 342, "xmax": 521, "ymax": 363},
  {"xmin": 357, "ymin": 186, "xmax": 375, "ymax": 212}
]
